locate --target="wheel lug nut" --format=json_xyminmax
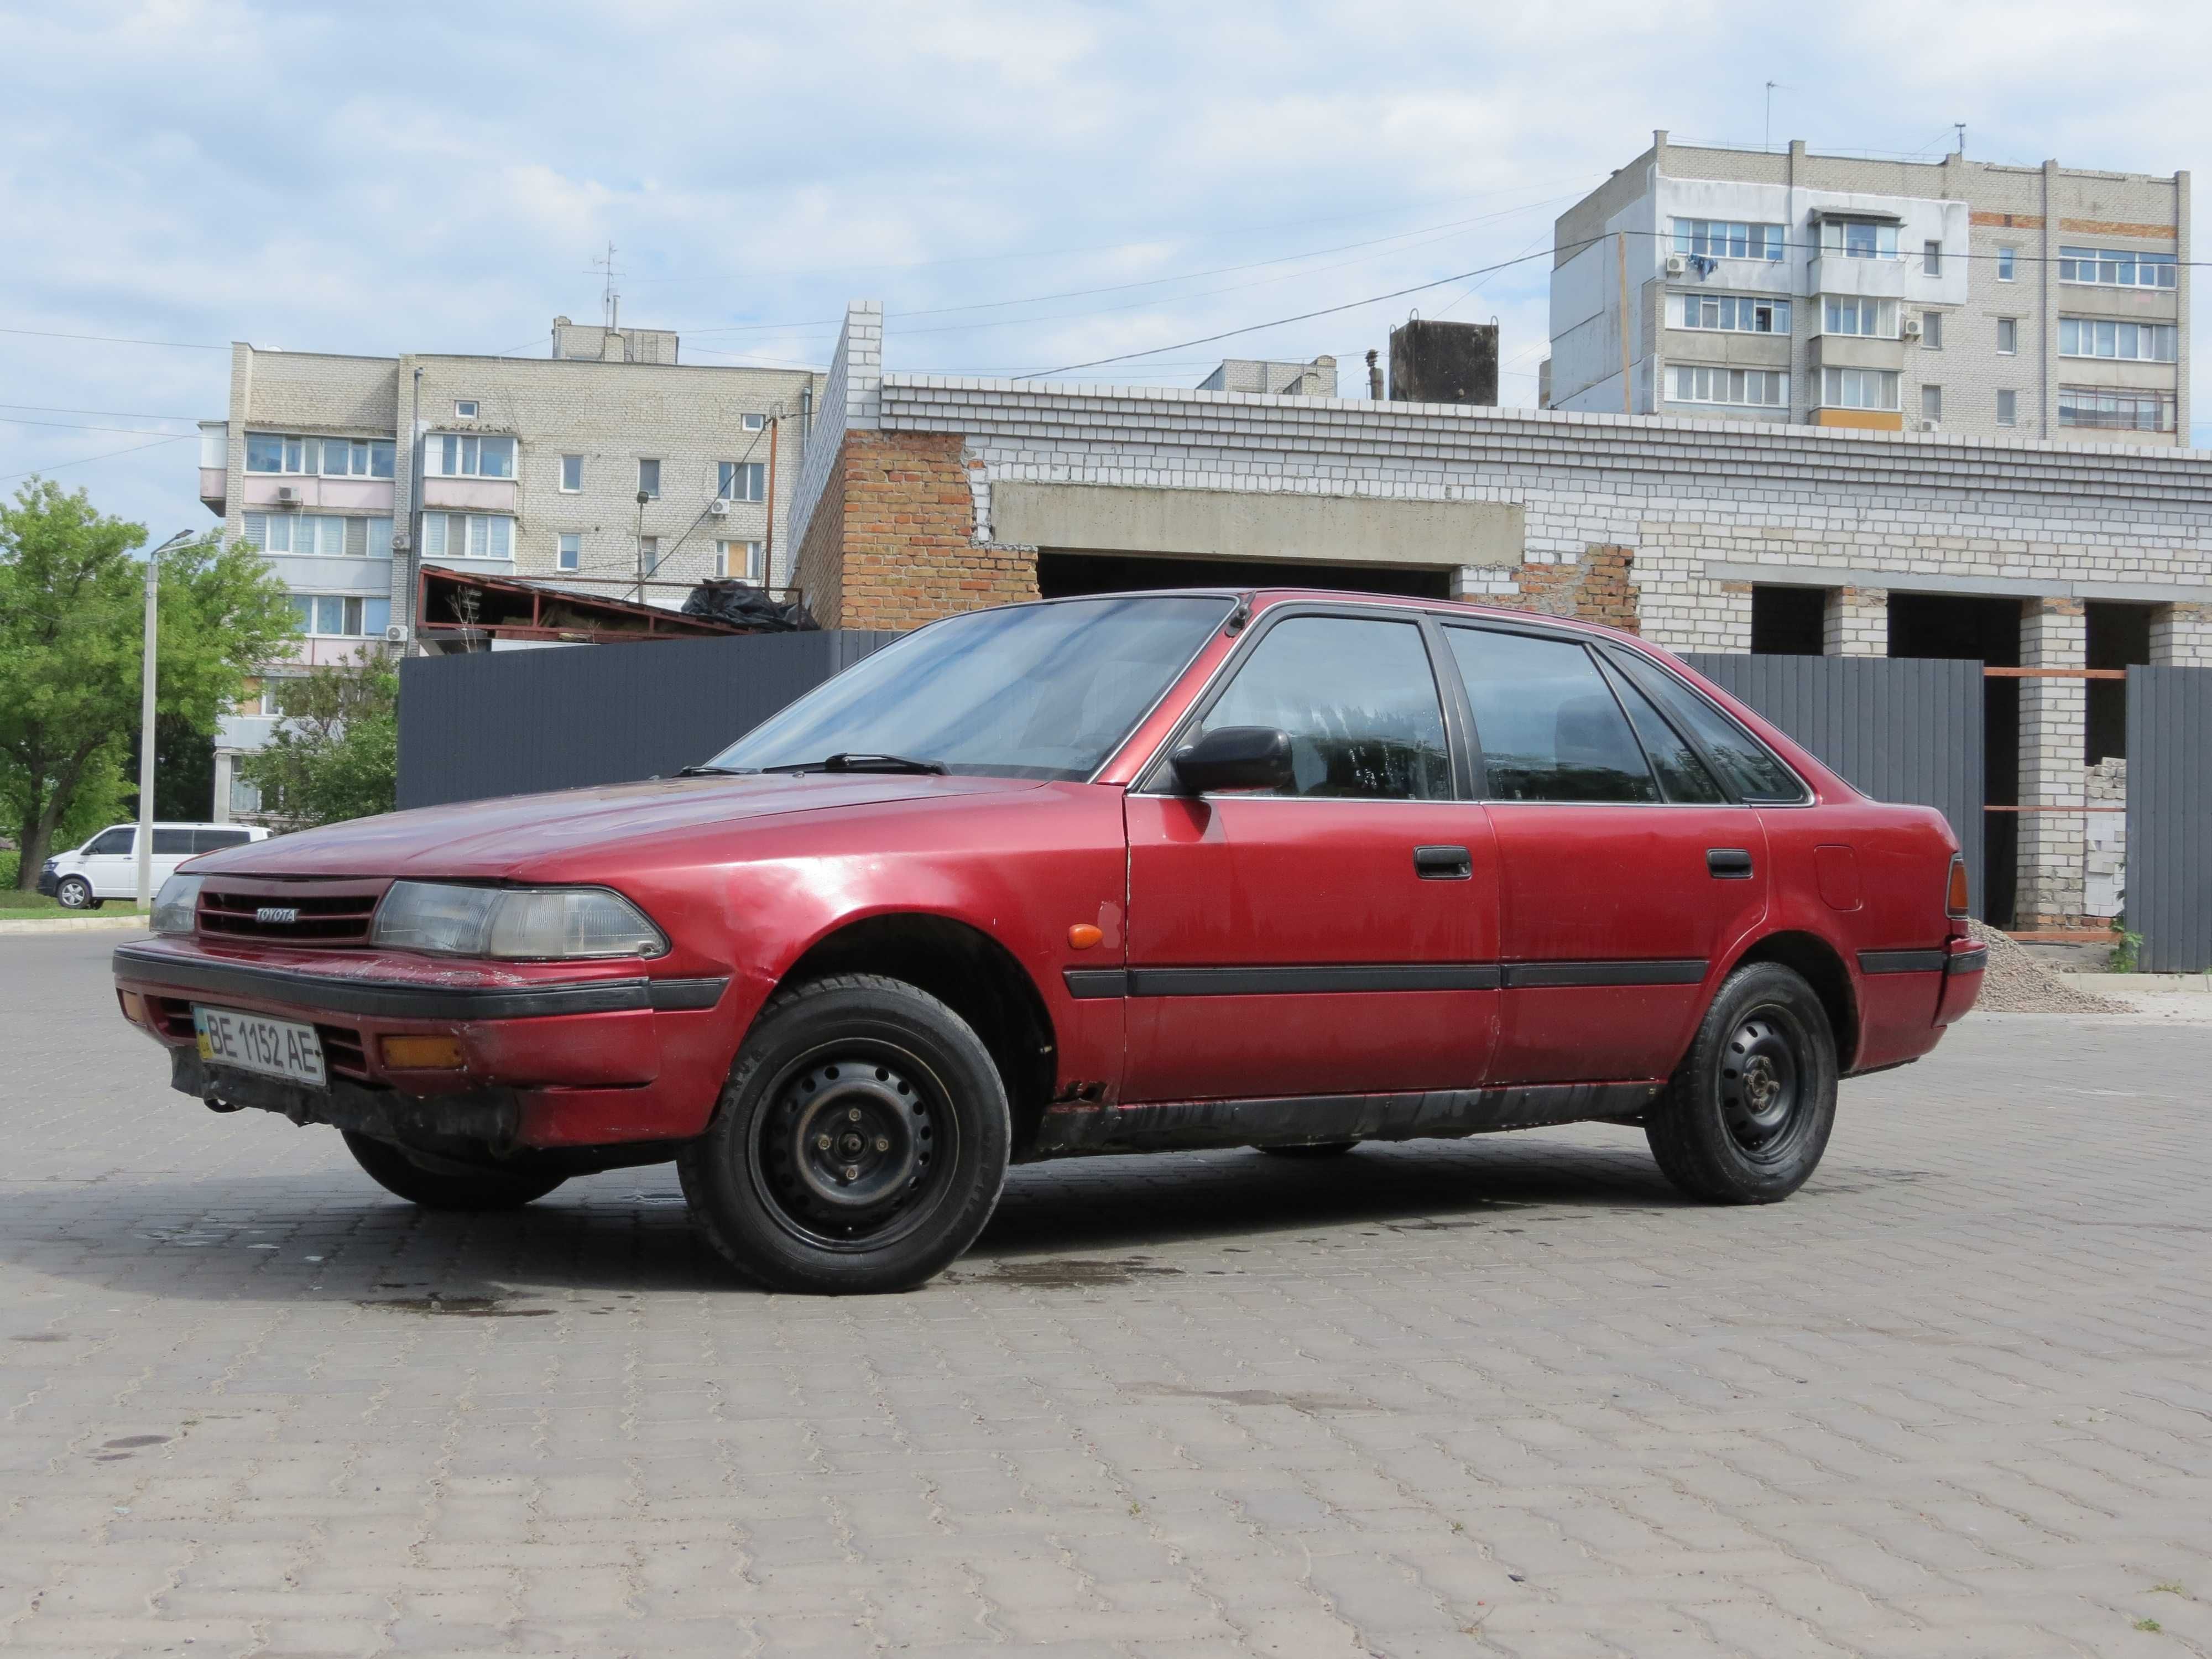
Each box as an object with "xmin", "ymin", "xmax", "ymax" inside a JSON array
[
  {"xmin": 848, "ymin": 1108, "xmax": 862, "ymax": 1121},
  {"xmin": 874, "ymin": 1137, "xmax": 889, "ymax": 1152},
  {"xmin": 816, "ymin": 1134, "xmax": 832, "ymax": 1150},
  {"xmin": 842, "ymin": 1165, "xmax": 858, "ymax": 1181}
]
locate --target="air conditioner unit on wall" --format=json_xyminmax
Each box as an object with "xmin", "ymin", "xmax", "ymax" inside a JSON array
[
  {"xmin": 383, "ymin": 624, "xmax": 408, "ymax": 643},
  {"xmin": 1919, "ymin": 419, "xmax": 1940, "ymax": 432},
  {"xmin": 274, "ymin": 486, "xmax": 299, "ymax": 504},
  {"xmin": 708, "ymin": 498, "xmax": 731, "ymax": 516},
  {"xmin": 1663, "ymin": 253, "xmax": 1688, "ymax": 278},
  {"xmin": 1901, "ymin": 316, "xmax": 1923, "ymax": 340},
  {"xmin": 390, "ymin": 531, "xmax": 411, "ymax": 552}
]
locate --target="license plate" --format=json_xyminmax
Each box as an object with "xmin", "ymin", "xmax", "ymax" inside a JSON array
[{"xmin": 193, "ymin": 1006, "xmax": 326, "ymax": 1088}]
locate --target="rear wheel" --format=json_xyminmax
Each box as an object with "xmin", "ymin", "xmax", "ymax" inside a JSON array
[
  {"xmin": 1259, "ymin": 1141, "xmax": 1360, "ymax": 1159},
  {"xmin": 343, "ymin": 1131, "xmax": 566, "ymax": 1211},
  {"xmin": 56, "ymin": 877, "xmax": 99, "ymax": 910},
  {"xmin": 1645, "ymin": 962, "xmax": 1837, "ymax": 1204},
  {"xmin": 678, "ymin": 974, "xmax": 1011, "ymax": 1295}
]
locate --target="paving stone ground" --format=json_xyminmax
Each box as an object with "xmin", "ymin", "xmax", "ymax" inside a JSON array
[{"xmin": 2, "ymin": 932, "xmax": 2207, "ymax": 1658}]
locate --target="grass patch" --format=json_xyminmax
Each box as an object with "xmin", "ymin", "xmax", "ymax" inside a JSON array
[{"xmin": 0, "ymin": 889, "xmax": 67, "ymax": 914}]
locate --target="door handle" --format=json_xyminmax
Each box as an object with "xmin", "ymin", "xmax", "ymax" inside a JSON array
[
  {"xmin": 1707, "ymin": 848, "xmax": 1754, "ymax": 880},
  {"xmin": 1414, "ymin": 844, "xmax": 1473, "ymax": 880}
]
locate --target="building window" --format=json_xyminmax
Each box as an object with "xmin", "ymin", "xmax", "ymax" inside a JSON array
[
  {"xmin": 1674, "ymin": 294, "xmax": 1789, "ymax": 333},
  {"xmin": 1921, "ymin": 311, "xmax": 1943, "ymax": 349},
  {"xmin": 2059, "ymin": 387, "xmax": 2176, "ymax": 432},
  {"xmin": 718, "ymin": 461, "xmax": 766, "ymax": 502},
  {"xmin": 1821, "ymin": 296, "xmax": 1898, "ymax": 338},
  {"xmin": 2059, "ymin": 246, "xmax": 2178, "ymax": 288},
  {"xmin": 1996, "ymin": 390, "xmax": 2019, "ymax": 427},
  {"xmin": 420, "ymin": 513, "xmax": 515, "ymax": 560},
  {"xmin": 288, "ymin": 594, "xmax": 392, "ymax": 638},
  {"xmin": 637, "ymin": 458, "xmax": 661, "ymax": 499},
  {"xmin": 716, "ymin": 540, "xmax": 764, "ymax": 581},
  {"xmin": 1672, "ymin": 218, "xmax": 1785, "ymax": 261},
  {"xmin": 1997, "ymin": 317, "xmax": 2018, "ymax": 355},
  {"xmin": 1668, "ymin": 365, "xmax": 1787, "ymax": 407},
  {"xmin": 1922, "ymin": 385, "xmax": 1943, "ymax": 424},
  {"xmin": 1997, "ymin": 246, "xmax": 2017, "ymax": 281},
  {"xmin": 454, "ymin": 400, "xmax": 478, "ymax": 419},
  {"xmin": 740, "ymin": 413, "xmax": 766, "ymax": 432},
  {"xmin": 2058, "ymin": 317, "xmax": 2178, "ymax": 362},
  {"xmin": 431, "ymin": 434, "xmax": 515, "ymax": 479},
  {"xmin": 1923, "ymin": 240, "xmax": 1943, "ymax": 275},
  {"xmin": 244, "ymin": 433, "xmax": 395, "ymax": 478},
  {"xmin": 243, "ymin": 513, "xmax": 393, "ymax": 557},
  {"xmin": 559, "ymin": 453, "xmax": 583, "ymax": 492},
  {"xmin": 638, "ymin": 535, "xmax": 660, "ymax": 575},
  {"xmin": 1820, "ymin": 367, "xmax": 1901, "ymax": 411},
  {"xmin": 557, "ymin": 532, "xmax": 581, "ymax": 572},
  {"xmin": 1819, "ymin": 218, "xmax": 1899, "ymax": 259}
]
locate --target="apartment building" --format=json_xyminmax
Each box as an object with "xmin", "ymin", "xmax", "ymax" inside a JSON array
[
  {"xmin": 1544, "ymin": 132, "xmax": 2189, "ymax": 442},
  {"xmin": 199, "ymin": 317, "xmax": 822, "ymax": 816}
]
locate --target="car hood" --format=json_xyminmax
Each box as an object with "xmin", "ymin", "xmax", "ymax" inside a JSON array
[{"xmin": 190, "ymin": 774, "xmax": 1050, "ymax": 879}]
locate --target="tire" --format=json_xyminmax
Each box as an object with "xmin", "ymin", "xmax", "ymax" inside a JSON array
[
  {"xmin": 56, "ymin": 877, "xmax": 99, "ymax": 910},
  {"xmin": 677, "ymin": 973, "xmax": 1011, "ymax": 1295},
  {"xmin": 1259, "ymin": 1141, "xmax": 1361, "ymax": 1158},
  {"xmin": 342, "ymin": 1130, "xmax": 566, "ymax": 1211},
  {"xmin": 1645, "ymin": 962, "xmax": 1838, "ymax": 1204}
]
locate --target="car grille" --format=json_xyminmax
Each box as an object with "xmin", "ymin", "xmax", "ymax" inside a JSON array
[{"xmin": 198, "ymin": 879, "xmax": 389, "ymax": 947}]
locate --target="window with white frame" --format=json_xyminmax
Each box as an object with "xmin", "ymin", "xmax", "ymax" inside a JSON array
[
  {"xmin": 1921, "ymin": 311, "xmax": 1943, "ymax": 349},
  {"xmin": 420, "ymin": 513, "xmax": 515, "ymax": 560},
  {"xmin": 637, "ymin": 458, "xmax": 661, "ymax": 498},
  {"xmin": 1996, "ymin": 390, "xmax": 2019, "ymax": 427},
  {"xmin": 2059, "ymin": 387, "xmax": 2176, "ymax": 432},
  {"xmin": 740, "ymin": 413, "xmax": 766, "ymax": 432},
  {"xmin": 1821, "ymin": 367, "xmax": 1901, "ymax": 410},
  {"xmin": 559, "ymin": 453, "xmax": 583, "ymax": 492},
  {"xmin": 1996, "ymin": 317, "xmax": 2018, "ymax": 355},
  {"xmin": 718, "ymin": 461, "xmax": 766, "ymax": 502},
  {"xmin": 1922, "ymin": 240, "xmax": 1943, "ymax": 275},
  {"xmin": 1672, "ymin": 219, "xmax": 1785, "ymax": 261},
  {"xmin": 288, "ymin": 594, "xmax": 393, "ymax": 638},
  {"xmin": 1674, "ymin": 294, "xmax": 1789, "ymax": 333},
  {"xmin": 244, "ymin": 432, "xmax": 395, "ymax": 478},
  {"xmin": 557, "ymin": 532, "xmax": 581, "ymax": 572},
  {"xmin": 716, "ymin": 539, "xmax": 764, "ymax": 581},
  {"xmin": 243, "ymin": 514, "xmax": 393, "ymax": 557},
  {"xmin": 2058, "ymin": 317, "xmax": 2178, "ymax": 362},
  {"xmin": 1819, "ymin": 218, "xmax": 1900, "ymax": 259},
  {"xmin": 429, "ymin": 433, "xmax": 516, "ymax": 478},
  {"xmin": 638, "ymin": 535, "xmax": 660, "ymax": 574},
  {"xmin": 453, "ymin": 400, "xmax": 478, "ymax": 419},
  {"xmin": 1821, "ymin": 296, "xmax": 1898, "ymax": 338},
  {"xmin": 1922, "ymin": 384, "xmax": 1943, "ymax": 422},
  {"xmin": 1668, "ymin": 364, "xmax": 1787, "ymax": 407},
  {"xmin": 2058, "ymin": 246, "xmax": 2178, "ymax": 288},
  {"xmin": 1997, "ymin": 246, "xmax": 2017, "ymax": 281}
]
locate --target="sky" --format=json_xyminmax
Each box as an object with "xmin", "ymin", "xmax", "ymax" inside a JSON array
[{"xmin": 3, "ymin": 0, "xmax": 2207, "ymax": 539}]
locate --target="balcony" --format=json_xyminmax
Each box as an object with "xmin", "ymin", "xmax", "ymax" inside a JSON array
[
  {"xmin": 421, "ymin": 476, "xmax": 518, "ymax": 512},
  {"xmin": 240, "ymin": 474, "xmax": 397, "ymax": 512},
  {"xmin": 1807, "ymin": 254, "xmax": 1909, "ymax": 300}
]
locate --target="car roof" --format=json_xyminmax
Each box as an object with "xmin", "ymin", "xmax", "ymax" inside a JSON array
[{"xmin": 1009, "ymin": 587, "xmax": 1643, "ymax": 648}]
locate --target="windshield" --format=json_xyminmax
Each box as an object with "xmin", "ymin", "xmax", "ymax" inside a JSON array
[{"xmin": 707, "ymin": 596, "xmax": 1234, "ymax": 780}]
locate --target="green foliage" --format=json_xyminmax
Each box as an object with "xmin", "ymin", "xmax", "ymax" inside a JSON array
[
  {"xmin": 240, "ymin": 656, "xmax": 399, "ymax": 828},
  {"xmin": 0, "ymin": 480, "xmax": 294, "ymax": 886}
]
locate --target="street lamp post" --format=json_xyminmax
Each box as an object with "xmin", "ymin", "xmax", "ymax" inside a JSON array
[{"xmin": 135, "ymin": 531, "xmax": 191, "ymax": 909}]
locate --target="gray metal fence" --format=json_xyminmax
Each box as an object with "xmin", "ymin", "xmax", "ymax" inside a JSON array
[
  {"xmin": 397, "ymin": 631, "xmax": 902, "ymax": 810},
  {"xmin": 2126, "ymin": 665, "xmax": 2212, "ymax": 973},
  {"xmin": 1686, "ymin": 654, "xmax": 1987, "ymax": 913}
]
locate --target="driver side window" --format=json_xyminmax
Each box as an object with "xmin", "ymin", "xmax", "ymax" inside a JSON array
[
  {"xmin": 1188, "ymin": 615, "xmax": 1451, "ymax": 800},
  {"xmin": 85, "ymin": 828, "xmax": 134, "ymax": 855}
]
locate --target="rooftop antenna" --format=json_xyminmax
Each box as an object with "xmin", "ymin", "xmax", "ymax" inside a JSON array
[
  {"xmin": 1955, "ymin": 122, "xmax": 1966, "ymax": 158},
  {"xmin": 591, "ymin": 241, "xmax": 622, "ymax": 331},
  {"xmin": 1764, "ymin": 81, "xmax": 1786, "ymax": 152}
]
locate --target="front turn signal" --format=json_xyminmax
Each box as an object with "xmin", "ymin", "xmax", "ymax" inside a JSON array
[
  {"xmin": 382, "ymin": 1034, "xmax": 467, "ymax": 1071},
  {"xmin": 1946, "ymin": 855, "xmax": 1970, "ymax": 919}
]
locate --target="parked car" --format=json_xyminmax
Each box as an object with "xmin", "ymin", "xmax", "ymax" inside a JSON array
[
  {"xmin": 112, "ymin": 591, "xmax": 1983, "ymax": 1292},
  {"xmin": 44, "ymin": 822, "xmax": 269, "ymax": 909}
]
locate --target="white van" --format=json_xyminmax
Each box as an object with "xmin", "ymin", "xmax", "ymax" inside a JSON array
[{"xmin": 38, "ymin": 822, "xmax": 270, "ymax": 909}]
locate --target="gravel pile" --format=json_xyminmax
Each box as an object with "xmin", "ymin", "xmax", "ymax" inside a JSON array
[{"xmin": 1965, "ymin": 919, "xmax": 2132, "ymax": 1015}]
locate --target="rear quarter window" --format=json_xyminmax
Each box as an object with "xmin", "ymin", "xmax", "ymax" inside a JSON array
[{"xmin": 1606, "ymin": 649, "xmax": 1809, "ymax": 804}]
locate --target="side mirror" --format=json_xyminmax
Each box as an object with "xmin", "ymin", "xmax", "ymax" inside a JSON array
[{"xmin": 1170, "ymin": 726, "xmax": 1294, "ymax": 794}]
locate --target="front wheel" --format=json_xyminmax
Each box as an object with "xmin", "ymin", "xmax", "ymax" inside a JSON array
[
  {"xmin": 677, "ymin": 974, "xmax": 1011, "ymax": 1295},
  {"xmin": 1645, "ymin": 962, "xmax": 1837, "ymax": 1204},
  {"xmin": 56, "ymin": 877, "xmax": 100, "ymax": 910},
  {"xmin": 343, "ymin": 1131, "xmax": 566, "ymax": 1210}
]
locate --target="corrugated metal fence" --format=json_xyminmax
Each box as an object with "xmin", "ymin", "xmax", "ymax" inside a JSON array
[
  {"xmin": 1687, "ymin": 654, "xmax": 1987, "ymax": 913},
  {"xmin": 2126, "ymin": 666, "xmax": 2212, "ymax": 973},
  {"xmin": 397, "ymin": 632, "xmax": 903, "ymax": 810}
]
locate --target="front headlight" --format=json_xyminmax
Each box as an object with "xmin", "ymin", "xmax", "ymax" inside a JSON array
[
  {"xmin": 371, "ymin": 881, "xmax": 668, "ymax": 960},
  {"xmin": 151, "ymin": 873, "xmax": 203, "ymax": 935}
]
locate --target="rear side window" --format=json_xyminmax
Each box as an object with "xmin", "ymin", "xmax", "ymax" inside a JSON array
[
  {"xmin": 1446, "ymin": 627, "xmax": 1658, "ymax": 803},
  {"xmin": 152, "ymin": 828, "xmax": 195, "ymax": 854},
  {"xmin": 1595, "ymin": 657, "xmax": 1726, "ymax": 803},
  {"xmin": 1192, "ymin": 615, "xmax": 1451, "ymax": 800},
  {"xmin": 194, "ymin": 828, "xmax": 253, "ymax": 852},
  {"xmin": 85, "ymin": 828, "xmax": 133, "ymax": 855},
  {"xmin": 1608, "ymin": 650, "xmax": 1808, "ymax": 803}
]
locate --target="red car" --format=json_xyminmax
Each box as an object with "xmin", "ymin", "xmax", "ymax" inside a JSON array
[{"xmin": 114, "ymin": 591, "xmax": 1983, "ymax": 1292}]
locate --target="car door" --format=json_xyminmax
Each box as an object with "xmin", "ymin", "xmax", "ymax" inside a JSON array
[
  {"xmin": 77, "ymin": 826, "xmax": 135, "ymax": 898},
  {"xmin": 151, "ymin": 826, "xmax": 198, "ymax": 886},
  {"xmin": 1441, "ymin": 624, "xmax": 1771, "ymax": 1086},
  {"xmin": 1122, "ymin": 608, "xmax": 1501, "ymax": 1103}
]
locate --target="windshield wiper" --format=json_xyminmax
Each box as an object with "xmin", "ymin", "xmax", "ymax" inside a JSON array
[
  {"xmin": 760, "ymin": 752, "xmax": 947, "ymax": 775},
  {"xmin": 675, "ymin": 763, "xmax": 754, "ymax": 777}
]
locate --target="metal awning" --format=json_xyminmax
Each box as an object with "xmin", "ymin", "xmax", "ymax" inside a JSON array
[{"xmin": 1806, "ymin": 207, "xmax": 1905, "ymax": 225}]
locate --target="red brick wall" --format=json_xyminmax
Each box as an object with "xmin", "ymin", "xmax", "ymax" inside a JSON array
[{"xmin": 1491, "ymin": 546, "xmax": 1640, "ymax": 633}]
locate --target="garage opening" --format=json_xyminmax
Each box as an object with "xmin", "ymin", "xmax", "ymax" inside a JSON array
[
  {"xmin": 2085, "ymin": 601, "xmax": 2152, "ymax": 764},
  {"xmin": 1036, "ymin": 549, "xmax": 1454, "ymax": 602},
  {"xmin": 1888, "ymin": 594, "xmax": 2021, "ymax": 928}
]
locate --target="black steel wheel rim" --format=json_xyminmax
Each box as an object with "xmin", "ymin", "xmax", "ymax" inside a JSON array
[
  {"xmin": 745, "ymin": 1041, "xmax": 959, "ymax": 1253},
  {"xmin": 1717, "ymin": 1004, "xmax": 1806, "ymax": 1162}
]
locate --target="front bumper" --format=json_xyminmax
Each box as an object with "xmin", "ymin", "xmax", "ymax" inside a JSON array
[
  {"xmin": 113, "ymin": 939, "xmax": 739, "ymax": 1151},
  {"xmin": 36, "ymin": 867, "xmax": 60, "ymax": 896}
]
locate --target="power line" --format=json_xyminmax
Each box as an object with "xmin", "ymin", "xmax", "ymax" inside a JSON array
[
  {"xmin": 0, "ymin": 326, "xmax": 226, "ymax": 351},
  {"xmin": 2, "ymin": 416, "xmax": 206, "ymax": 438},
  {"xmin": 0, "ymin": 402, "xmax": 206, "ymax": 422},
  {"xmin": 0, "ymin": 434, "xmax": 192, "ymax": 485}
]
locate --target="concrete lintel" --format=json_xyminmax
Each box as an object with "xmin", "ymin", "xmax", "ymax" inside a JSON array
[
  {"xmin": 993, "ymin": 482, "xmax": 1524, "ymax": 570},
  {"xmin": 1704, "ymin": 560, "xmax": 2212, "ymax": 607}
]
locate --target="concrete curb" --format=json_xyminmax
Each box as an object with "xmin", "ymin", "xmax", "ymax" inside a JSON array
[{"xmin": 0, "ymin": 914, "xmax": 152, "ymax": 936}]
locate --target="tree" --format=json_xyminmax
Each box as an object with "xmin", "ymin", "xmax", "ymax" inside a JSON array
[
  {"xmin": 240, "ymin": 656, "xmax": 399, "ymax": 828},
  {"xmin": 0, "ymin": 481, "xmax": 296, "ymax": 888}
]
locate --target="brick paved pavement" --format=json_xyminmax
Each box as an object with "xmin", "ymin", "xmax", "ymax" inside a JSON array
[{"xmin": 2, "ymin": 932, "xmax": 2207, "ymax": 1657}]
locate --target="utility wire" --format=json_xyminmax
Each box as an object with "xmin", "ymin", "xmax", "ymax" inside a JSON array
[
  {"xmin": 0, "ymin": 326, "xmax": 227, "ymax": 351},
  {"xmin": 2, "ymin": 416, "xmax": 207, "ymax": 438},
  {"xmin": 0, "ymin": 434, "xmax": 192, "ymax": 485},
  {"xmin": 0, "ymin": 402, "xmax": 206, "ymax": 422}
]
